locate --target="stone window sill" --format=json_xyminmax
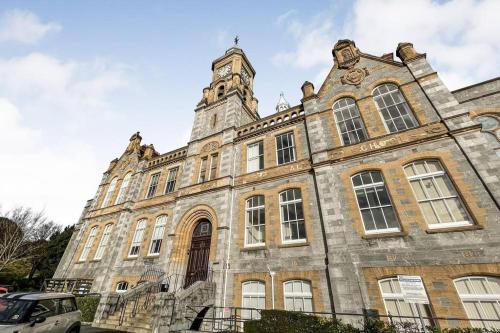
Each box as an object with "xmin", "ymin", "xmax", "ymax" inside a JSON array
[
  {"xmin": 145, "ymin": 255, "xmax": 160, "ymax": 259},
  {"xmin": 278, "ymin": 241, "xmax": 310, "ymax": 249},
  {"xmin": 425, "ymin": 224, "xmax": 483, "ymax": 234},
  {"xmin": 362, "ymin": 231, "xmax": 407, "ymax": 239},
  {"xmin": 240, "ymin": 246, "xmax": 267, "ymax": 252}
]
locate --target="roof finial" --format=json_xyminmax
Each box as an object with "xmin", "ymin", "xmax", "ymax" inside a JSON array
[
  {"xmin": 276, "ymin": 91, "xmax": 290, "ymax": 112},
  {"xmin": 234, "ymin": 35, "xmax": 239, "ymax": 46}
]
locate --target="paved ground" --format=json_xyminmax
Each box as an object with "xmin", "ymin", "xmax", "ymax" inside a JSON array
[{"xmin": 81, "ymin": 325, "xmax": 126, "ymax": 333}]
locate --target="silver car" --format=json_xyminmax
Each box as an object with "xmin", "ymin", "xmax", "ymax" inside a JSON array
[{"xmin": 0, "ymin": 292, "xmax": 81, "ymax": 333}]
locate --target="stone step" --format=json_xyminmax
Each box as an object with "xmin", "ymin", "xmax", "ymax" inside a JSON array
[
  {"xmin": 95, "ymin": 323, "xmax": 151, "ymax": 333},
  {"xmin": 102, "ymin": 318, "xmax": 151, "ymax": 329}
]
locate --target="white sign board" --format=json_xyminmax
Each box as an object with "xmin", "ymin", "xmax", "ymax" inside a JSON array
[{"xmin": 398, "ymin": 275, "xmax": 429, "ymax": 304}]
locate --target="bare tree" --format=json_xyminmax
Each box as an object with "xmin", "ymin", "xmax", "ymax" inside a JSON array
[{"xmin": 0, "ymin": 207, "xmax": 60, "ymax": 273}]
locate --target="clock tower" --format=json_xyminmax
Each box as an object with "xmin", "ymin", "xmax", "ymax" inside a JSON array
[{"xmin": 190, "ymin": 42, "xmax": 259, "ymax": 142}]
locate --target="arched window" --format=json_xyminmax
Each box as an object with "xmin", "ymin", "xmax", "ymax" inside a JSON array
[
  {"xmin": 217, "ymin": 85, "xmax": 225, "ymax": 99},
  {"xmin": 283, "ymin": 280, "xmax": 313, "ymax": 312},
  {"xmin": 79, "ymin": 226, "xmax": 97, "ymax": 261},
  {"xmin": 378, "ymin": 277, "xmax": 434, "ymax": 329},
  {"xmin": 454, "ymin": 276, "xmax": 500, "ymax": 329},
  {"xmin": 116, "ymin": 281, "xmax": 129, "ymax": 293},
  {"xmin": 149, "ymin": 215, "xmax": 167, "ymax": 255},
  {"xmin": 115, "ymin": 173, "xmax": 132, "ymax": 205},
  {"xmin": 373, "ymin": 83, "xmax": 418, "ymax": 133},
  {"xmin": 404, "ymin": 160, "xmax": 471, "ymax": 229},
  {"xmin": 245, "ymin": 196, "xmax": 265, "ymax": 246},
  {"xmin": 101, "ymin": 177, "xmax": 118, "ymax": 208},
  {"xmin": 333, "ymin": 98, "xmax": 368, "ymax": 145},
  {"xmin": 129, "ymin": 219, "xmax": 147, "ymax": 257},
  {"xmin": 280, "ymin": 189, "xmax": 306, "ymax": 243},
  {"xmin": 94, "ymin": 224, "xmax": 113, "ymax": 260},
  {"xmin": 193, "ymin": 220, "xmax": 212, "ymax": 237},
  {"xmin": 351, "ymin": 171, "xmax": 400, "ymax": 234},
  {"xmin": 242, "ymin": 281, "xmax": 265, "ymax": 319}
]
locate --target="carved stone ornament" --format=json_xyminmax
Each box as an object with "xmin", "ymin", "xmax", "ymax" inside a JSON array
[
  {"xmin": 126, "ymin": 131, "xmax": 142, "ymax": 153},
  {"xmin": 341, "ymin": 68, "xmax": 369, "ymax": 86},
  {"xmin": 200, "ymin": 141, "xmax": 219, "ymax": 153},
  {"xmin": 333, "ymin": 39, "xmax": 360, "ymax": 69}
]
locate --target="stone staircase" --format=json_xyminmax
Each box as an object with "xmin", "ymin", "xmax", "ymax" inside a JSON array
[
  {"xmin": 98, "ymin": 301, "xmax": 152, "ymax": 332},
  {"xmin": 167, "ymin": 281, "xmax": 216, "ymax": 332},
  {"xmin": 94, "ymin": 279, "xmax": 216, "ymax": 333}
]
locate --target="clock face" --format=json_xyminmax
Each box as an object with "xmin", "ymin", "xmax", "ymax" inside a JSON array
[
  {"xmin": 217, "ymin": 64, "xmax": 232, "ymax": 78},
  {"xmin": 241, "ymin": 68, "xmax": 250, "ymax": 85}
]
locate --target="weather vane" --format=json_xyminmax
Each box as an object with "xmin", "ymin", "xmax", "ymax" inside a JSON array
[{"xmin": 234, "ymin": 35, "xmax": 239, "ymax": 46}]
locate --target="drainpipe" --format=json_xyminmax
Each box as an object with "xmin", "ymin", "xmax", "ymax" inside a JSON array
[
  {"xmin": 267, "ymin": 265, "xmax": 276, "ymax": 309},
  {"xmin": 222, "ymin": 144, "xmax": 237, "ymax": 309}
]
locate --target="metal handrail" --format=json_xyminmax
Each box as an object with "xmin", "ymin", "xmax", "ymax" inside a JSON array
[
  {"xmin": 41, "ymin": 278, "xmax": 93, "ymax": 295},
  {"xmin": 113, "ymin": 267, "xmax": 214, "ymax": 326},
  {"xmin": 182, "ymin": 305, "xmax": 500, "ymax": 333}
]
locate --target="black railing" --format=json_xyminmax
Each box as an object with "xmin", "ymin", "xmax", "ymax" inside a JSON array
[
  {"xmin": 183, "ymin": 305, "xmax": 500, "ymax": 333},
  {"xmin": 111, "ymin": 267, "xmax": 214, "ymax": 326}
]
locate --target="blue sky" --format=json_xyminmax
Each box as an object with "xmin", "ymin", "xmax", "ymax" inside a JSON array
[{"xmin": 0, "ymin": 0, "xmax": 498, "ymax": 226}]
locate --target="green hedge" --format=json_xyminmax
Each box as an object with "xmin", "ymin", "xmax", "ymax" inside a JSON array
[
  {"xmin": 243, "ymin": 310, "xmax": 500, "ymax": 333},
  {"xmin": 76, "ymin": 295, "xmax": 100, "ymax": 322},
  {"xmin": 243, "ymin": 310, "xmax": 358, "ymax": 333}
]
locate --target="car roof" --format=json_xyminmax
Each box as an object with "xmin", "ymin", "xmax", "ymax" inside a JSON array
[{"xmin": 0, "ymin": 292, "xmax": 75, "ymax": 300}]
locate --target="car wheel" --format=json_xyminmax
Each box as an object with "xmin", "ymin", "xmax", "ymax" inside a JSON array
[{"xmin": 67, "ymin": 325, "xmax": 80, "ymax": 333}]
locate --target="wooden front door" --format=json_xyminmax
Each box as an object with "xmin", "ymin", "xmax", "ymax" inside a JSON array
[{"xmin": 184, "ymin": 220, "xmax": 212, "ymax": 288}]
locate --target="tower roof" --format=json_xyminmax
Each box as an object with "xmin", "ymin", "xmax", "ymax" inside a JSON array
[
  {"xmin": 211, "ymin": 42, "xmax": 256, "ymax": 75},
  {"xmin": 276, "ymin": 92, "xmax": 290, "ymax": 112}
]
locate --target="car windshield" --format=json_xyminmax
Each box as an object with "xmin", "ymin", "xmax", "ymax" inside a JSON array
[{"xmin": 0, "ymin": 298, "xmax": 35, "ymax": 324}]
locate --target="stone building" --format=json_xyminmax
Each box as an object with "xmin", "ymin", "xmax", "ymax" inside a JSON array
[{"xmin": 53, "ymin": 39, "xmax": 500, "ymax": 332}]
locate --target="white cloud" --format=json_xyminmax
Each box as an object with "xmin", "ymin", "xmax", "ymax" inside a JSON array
[
  {"xmin": 0, "ymin": 53, "xmax": 129, "ymax": 116},
  {"xmin": 348, "ymin": 0, "xmax": 500, "ymax": 89},
  {"xmin": 0, "ymin": 40, "xmax": 131, "ymax": 227},
  {"xmin": 274, "ymin": 0, "xmax": 500, "ymax": 90},
  {"xmin": 0, "ymin": 9, "xmax": 61, "ymax": 44},
  {"xmin": 273, "ymin": 11, "xmax": 335, "ymax": 70},
  {"xmin": 0, "ymin": 98, "xmax": 99, "ymax": 226}
]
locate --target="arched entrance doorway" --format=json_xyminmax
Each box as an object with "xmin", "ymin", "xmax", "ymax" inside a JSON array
[{"xmin": 184, "ymin": 219, "xmax": 212, "ymax": 288}]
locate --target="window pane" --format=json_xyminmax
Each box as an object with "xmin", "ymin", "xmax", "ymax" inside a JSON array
[
  {"xmin": 372, "ymin": 208, "xmax": 387, "ymax": 230},
  {"xmin": 385, "ymin": 299, "xmax": 399, "ymax": 317},
  {"xmin": 366, "ymin": 188, "xmax": 380, "ymax": 206},
  {"xmin": 421, "ymin": 202, "xmax": 439, "ymax": 224},
  {"xmin": 435, "ymin": 176, "xmax": 456, "ymax": 197},
  {"xmin": 380, "ymin": 280, "xmax": 392, "ymax": 293},
  {"xmin": 445, "ymin": 198, "xmax": 469, "ymax": 221},
  {"xmin": 377, "ymin": 187, "xmax": 391, "ymax": 205},
  {"xmin": 361, "ymin": 211, "xmax": 375, "ymax": 231},
  {"xmin": 410, "ymin": 181, "xmax": 427, "ymax": 200},
  {"xmin": 433, "ymin": 200, "xmax": 453, "ymax": 223},
  {"xmin": 383, "ymin": 207, "xmax": 399, "ymax": 229},
  {"xmin": 352, "ymin": 175, "xmax": 362, "ymax": 187}
]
